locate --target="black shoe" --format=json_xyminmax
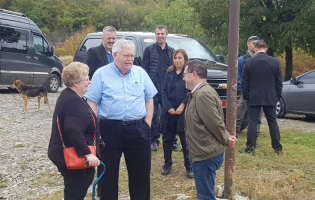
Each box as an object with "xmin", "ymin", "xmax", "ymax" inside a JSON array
[
  {"xmin": 151, "ymin": 143, "xmax": 158, "ymax": 152},
  {"xmin": 161, "ymin": 163, "xmax": 172, "ymax": 175},
  {"xmin": 186, "ymin": 167, "xmax": 194, "ymax": 179},
  {"xmin": 274, "ymin": 149, "xmax": 283, "ymax": 155},
  {"xmin": 239, "ymin": 146, "xmax": 255, "ymax": 155},
  {"xmin": 172, "ymin": 142, "xmax": 182, "ymax": 152}
]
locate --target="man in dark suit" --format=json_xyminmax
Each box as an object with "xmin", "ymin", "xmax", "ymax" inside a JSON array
[
  {"xmin": 85, "ymin": 26, "xmax": 116, "ymax": 78},
  {"xmin": 239, "ymin": 40, "xmax": 283, "ymax": 155}
]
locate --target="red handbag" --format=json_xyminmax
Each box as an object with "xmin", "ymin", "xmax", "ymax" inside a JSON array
[{"xmin": 57, "ymin": 110, "xmax": 97, "ymax": 170}]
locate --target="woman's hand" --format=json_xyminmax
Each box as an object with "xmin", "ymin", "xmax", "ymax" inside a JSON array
[
  {"xmin": 85, "ymin": 154, "xmax": 100, "ymax": 167},
  {"xmin": 175, "ymin": 103, "xmax": 185, "ymax": 115},
  {"xmin": 168, "ymin": 108, "xmax": 176, "ymax": 115}
]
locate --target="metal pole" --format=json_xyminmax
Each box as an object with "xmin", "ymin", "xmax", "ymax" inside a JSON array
[{"xmin": 224, "ymin": 0, "xmax": 240, "ymax": 199}]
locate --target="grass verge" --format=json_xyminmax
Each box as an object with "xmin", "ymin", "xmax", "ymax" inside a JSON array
[{"xmin": 29, "ymin": 128, "xmax": 315, "ymax": 200}]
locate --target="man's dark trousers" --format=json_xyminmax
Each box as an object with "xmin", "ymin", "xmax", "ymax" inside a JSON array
[
  {"xmin": 246, "ymin": 105, "xmax": 282, "ymax": 150},
  {"xmin": 99, "ymin": 119, "xmax": 151, "ymax": 200},
  {"xmin": 151, "ymin": 93, "xmax": 162, "ymax": 145}
]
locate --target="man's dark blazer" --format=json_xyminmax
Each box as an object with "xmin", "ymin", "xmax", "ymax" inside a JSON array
[
  {"xmin": 242, "ymin": 52, "xmax": 283, "ymax": 106},
  {"xmin": 85, "ymin": 44, "xmax": 109, "ymax": 78}
]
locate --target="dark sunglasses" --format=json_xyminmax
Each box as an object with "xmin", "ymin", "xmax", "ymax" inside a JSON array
[{"xmin": 251, "ymin": 37, "xmax": 260, "ymax": 40}]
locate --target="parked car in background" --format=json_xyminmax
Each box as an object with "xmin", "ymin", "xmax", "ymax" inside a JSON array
[
  {"xmin": 0, "ymin": 9, "xmax": 63, "ymax": 93},
  {"xmin": 276, "ymin": 69, "xmax": 315, "ymax": 119}
]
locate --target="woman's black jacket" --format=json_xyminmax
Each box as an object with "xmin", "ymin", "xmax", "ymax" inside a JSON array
[
  {"xmin": 48, "ymin": 88, "xmax": 100, "ymax": 171},
  {"xmin": 160, "ymin": 70, "xmax": 189, "ymax": 134}
]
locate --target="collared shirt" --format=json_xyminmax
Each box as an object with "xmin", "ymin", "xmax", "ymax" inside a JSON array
[
  {"xmin": 84, "ymin": 63, "xmax": 157, "ymax": 120},
  {"xmin": 106, "ymin": 51, "xmax": 114, "ymax": 63},
  {"xmin": 191, "ymin": 82, "xmax": 204, "ymax": 93},
  {"xmin": 237, "ymin": 51, "xmax": 253, "ymax": 92}
]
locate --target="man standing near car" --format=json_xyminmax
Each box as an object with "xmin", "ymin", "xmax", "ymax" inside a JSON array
[
  {"xmin": 236, "ymin": 36, "xmax": 263, "ymax": 141},
  {"xmin": 239, "ymin": 40, "xmax": 283, "ymax": 155},
  {"xmin": 142, "ymin": 25, "xmax": 181, "ymax": 152},
  {"xmin": 85, "ymin": 26, "xmax": 116, "ymax": 79},
  {"xmin": 183, "ymin": 60, "xmax": 237, "ymax": 199},
  {"xmin": 85, "ymin": 39, "xmax": 157, "ymax": 200}
]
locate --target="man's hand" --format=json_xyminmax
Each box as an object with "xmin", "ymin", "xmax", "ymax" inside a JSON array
[
  {"xmin": 144, "ymin": 118, "xmax": 152, "ymax": 128},
  {"xmin": 175, "ymin": 103, "xmax": 185, "ymax": 115},
  {"xmin": 168, "ymin": 108, "xmax": 176, "ymax": 115},
  {"xmin": 227, "ymin": 136, "xmax": 237, "ymax": 148}
]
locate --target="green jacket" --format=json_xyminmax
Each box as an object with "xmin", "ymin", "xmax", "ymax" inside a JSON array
[{"xmin": 185, "ymin": 82, "xmax": 230, "ymax": 162}]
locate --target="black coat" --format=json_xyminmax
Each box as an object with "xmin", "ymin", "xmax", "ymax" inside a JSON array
[
  {"xmin": 48, "ymin": 88, "xmax": 100, "ymax": 171},
  {"xmin": 85, "ymin": 44, "xmax": 109, "ymax": 79},
  {"xmin": 160, "ymin": 70, "xmax": 189, "ymax": 133},
  {"xmin": 242, "ymin": 52, "xmax": 283, "ymax": 106}
]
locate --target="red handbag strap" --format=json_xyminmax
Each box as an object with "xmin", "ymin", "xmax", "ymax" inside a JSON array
[{"xmin": 57, "ymin": 109, "xmax": 97, "ymax": 148}]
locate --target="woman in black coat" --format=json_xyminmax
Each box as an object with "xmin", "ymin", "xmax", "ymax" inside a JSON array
[
  {"xmin": 48, "ymin": 62, "xmax": 100, "ymax": 200},
  {"xmin": 160, "ymin": 49, "xmax": 193, "ymax": 178}
]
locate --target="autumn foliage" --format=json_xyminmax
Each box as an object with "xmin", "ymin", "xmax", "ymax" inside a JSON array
[
  {"xmin": 277, "ymin": 49, "xmax": 315, "ymax": 79},
  {"xmin": 55, "ymin": 25, "xmax": 96, "ymax": 57}
]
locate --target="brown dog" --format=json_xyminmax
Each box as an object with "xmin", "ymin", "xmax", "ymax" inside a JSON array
[{"xmin": 11, "ymin": 80, "xmax": 51, "ymax": 114}]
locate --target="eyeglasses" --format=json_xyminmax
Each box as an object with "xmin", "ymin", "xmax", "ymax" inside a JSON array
[
  {"xmin": 183, "ymin": 72, "xmax": 192, "ymax": 76},
  {"xmin": 80, "ymin": 78, "xmax": 90, "ymax": 82},
  {"xmin": 117, "ymin": 53, "xmax": 135, "ymax": 59}
]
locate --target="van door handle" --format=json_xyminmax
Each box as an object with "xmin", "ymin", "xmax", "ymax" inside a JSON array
[
  {"xmin": 34, "ymin": 57, "xmax": 39, "ymax": 61},
  {"xmin": 26, "ymin": 56, "xmax": 31, "ymax": 60}
]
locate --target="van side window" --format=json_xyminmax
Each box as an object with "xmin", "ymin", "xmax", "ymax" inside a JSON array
[
  {"xmin": 0, "ymin": 26, "xmax": 29, "ymax": 54},
  {"xmin": 33, "ymin": 34, "xmax": 49, "ymax": 54}
]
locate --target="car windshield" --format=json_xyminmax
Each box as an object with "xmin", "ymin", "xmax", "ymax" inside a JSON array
[{"xmin": 141, "ymin": 37, "xmax": 216, "ymax": 61}]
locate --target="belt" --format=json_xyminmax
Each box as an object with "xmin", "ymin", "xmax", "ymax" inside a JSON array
[{"xmin": 101, "ymin": 118, "xmax": 144, "ymax": 125}]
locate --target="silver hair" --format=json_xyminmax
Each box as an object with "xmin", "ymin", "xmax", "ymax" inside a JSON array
[
  {"xmin": 112, "ymin": 39, "xmax": 135, "ymax": 53},
  {"xmin": 102, "ymin": 26, "xmax": 116, "ymax": 36}
]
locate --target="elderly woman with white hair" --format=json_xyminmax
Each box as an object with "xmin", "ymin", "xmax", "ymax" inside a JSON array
[{"xmin": 48, "ymin": 62, "xmax": 100, "ymax": 200}]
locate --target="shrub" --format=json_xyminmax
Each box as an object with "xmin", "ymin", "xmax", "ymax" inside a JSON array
[
  {"xmin": 277, "ymin": 49, "xmax": 315, "ymax": 78},
  {"xmin": 55, "ymin": 24, "xmax": 96, "ymax": 57}
]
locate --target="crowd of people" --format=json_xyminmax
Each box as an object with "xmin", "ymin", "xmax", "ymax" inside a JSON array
[{"xmin": 48, "ymin": 25, "xmax": 283, "ymax": 200}]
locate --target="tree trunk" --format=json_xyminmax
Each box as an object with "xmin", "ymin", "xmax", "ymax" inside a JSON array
[
  {"xmin": 284, "ymin": 46, "xmax": 293, "ymax": 81},
  {"xmin": 267, "ymin": 47, "xmax": 274, "ymax": 57}
]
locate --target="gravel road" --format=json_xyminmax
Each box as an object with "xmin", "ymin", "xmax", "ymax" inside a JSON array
[{"xmin": 0, "ymin": 87, "xmax": 314, "ymax": 200}]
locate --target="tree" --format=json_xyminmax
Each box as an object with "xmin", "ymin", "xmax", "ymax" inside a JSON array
[
  {"xmin": 141, "ymin": 0, "xmax": 209, "ymax": 47},
  {"xmin": 190, "ymin": 0, "xmax": 315, "ymax": 80}
]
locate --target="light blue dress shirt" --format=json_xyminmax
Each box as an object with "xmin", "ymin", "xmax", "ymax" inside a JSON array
[{"xmin": 84, "ymin": 62, "xmax": 157, "ymax": 120}]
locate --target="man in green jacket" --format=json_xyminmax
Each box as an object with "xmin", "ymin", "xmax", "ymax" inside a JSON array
[{"xmin": 183, "ymin": 60, "xmax": 237, "ymax": 200}]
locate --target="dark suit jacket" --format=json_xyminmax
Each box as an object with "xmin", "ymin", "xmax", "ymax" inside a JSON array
[
  {"xmin": 48, "ymin": 88, "xmax": 100, "ymax": 171},
  {"xmin": 85, "ymin": 44, "xmax": 109, "ymax": 78},
  {"xmin": 242, "ymin": 52, "xmax": 283, "ymax": 106}
]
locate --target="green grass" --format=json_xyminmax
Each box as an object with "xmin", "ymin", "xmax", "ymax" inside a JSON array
[{"xmin": 29, "ymin": 128, "xmax": 315, "ymax": 200}]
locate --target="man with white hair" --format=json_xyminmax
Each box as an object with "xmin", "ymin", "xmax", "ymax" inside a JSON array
[
  {"xmin": 85, "ymin": 39, "xmax": 157, "ymax": 200},
  {"xmin": 85, "ymin": 26, "xmax": 117, "ymax": 78}
]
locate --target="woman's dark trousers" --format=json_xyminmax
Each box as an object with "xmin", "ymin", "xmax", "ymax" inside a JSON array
[{"xmin": 163, "ymin": 118, "xmax": 190, "ymax": 169}]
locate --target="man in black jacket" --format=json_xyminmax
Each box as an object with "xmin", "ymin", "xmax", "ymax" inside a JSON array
[
  {"xmin": 142, "ymin": 25, "xmax": 181, "ymax": 152},
  {"xmin": 239, "ymin": 40, "xmax": 283, "ymax": 155},
  {"xmin": 85, "ymin": 26, "xmax": 116, "ymax": 78}
]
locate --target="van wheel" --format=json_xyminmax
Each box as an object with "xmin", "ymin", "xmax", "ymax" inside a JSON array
[
  {"xmin": 47, "ymin": 74, "xmax": 60, "ymax": 93},
  {"xmin": 276, "ymin": 98, "xmax": 286, "ymax": 118}
]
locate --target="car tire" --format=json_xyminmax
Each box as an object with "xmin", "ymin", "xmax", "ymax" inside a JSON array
[
  {"xmin": 305, "ymin": 115, "xmax": 315, "ymax": 120},
  {"xmin": 240, "ymin": 114, "xmax": 248, "ymax": 131},
  {"xmin": 276, "ymin": 98, "xmax": 286, "ymax": 118},
  {"xmin": 240, "ymin": 120, "xmax": 248, "ymax": 131},
  {"xmin": 47, "ymin": 74, "xmax": 60, "ymax": 93}
]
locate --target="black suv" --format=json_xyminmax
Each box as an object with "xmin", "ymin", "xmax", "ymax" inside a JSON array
[
  {"xmin": 75, "ymin": 32, "xmax": 230, "ymax": 106},
  {"xmin": 0, "ymin": 9, "xmax": 63, "ymax": 92}
]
